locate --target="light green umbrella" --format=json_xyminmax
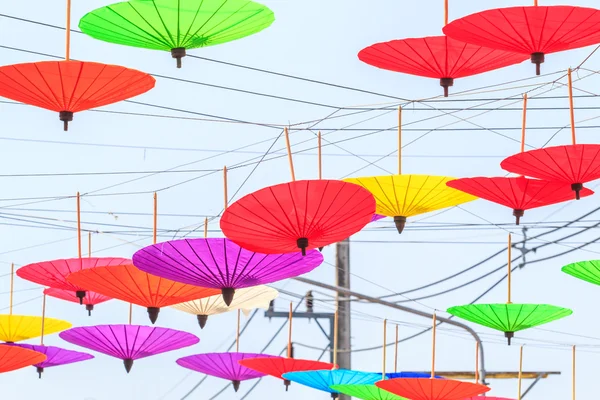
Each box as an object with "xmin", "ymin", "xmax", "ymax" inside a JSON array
[
  {"xmin": 79, "ymin": 0, "xmax": 275, "ymax": 67},
  {"xmin": 331, "ymin": 384, "xmax": 407, "ymax": 400},
  {"xmin": 562, "ymin": 260, "xmax": 600, "ymax": 286}
]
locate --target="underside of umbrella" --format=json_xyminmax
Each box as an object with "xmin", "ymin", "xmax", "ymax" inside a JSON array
[
  {"xmin": 443, "ymin": 6, "xmax": 600, "ymax": 75},
  {"xmin": 12, "ymin": 344, "xmax": 93, "ymax": 378},
  {"xmin": 239, "ymin": 357, "xmax": 336, "ymax": 390},
  {"xmin": 375, "ymin": 378, "xmax": 490, "ymax": 400},
  {"xmin": 0, "ymin": 315, "xmax": 71, "ymax": 343},
  {"xmin": 359, "ymin": 36, "xmax": 526, "ymax": 96},
  {"xmin": 562, "ymin": 260, "xmax": 600, "ymax": 286},
  {"xmin": 0, "ymin": 61, "xmax": 155, "ymax": 129},
  {"xmin": 0, "ymin": 345, "xmax": 47, "ymax": 374}
]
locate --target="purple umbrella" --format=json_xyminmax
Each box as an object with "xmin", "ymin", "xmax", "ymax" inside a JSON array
[
  {"xmin": 12, "ymin": 344, "xmax": 93, "ymax": 378},
  {"xmin": 371, "ymin": 214, "xmax": 386, "ymax": 222},
  {"xmin": 133, "ymin": 238, "xmax": 323, "ymax": 306},
  {"xmin": 59, "ymin": 324, "xmax": 199, "ymax": 373},
  {"xmin": 177, "ymin": 352, "xmax": 281, "ymax": 392}
]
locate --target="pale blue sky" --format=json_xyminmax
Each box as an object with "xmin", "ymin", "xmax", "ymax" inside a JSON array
[{"xmin": 1, "ymin": 0, "xmax": 600, "ymax": 399}]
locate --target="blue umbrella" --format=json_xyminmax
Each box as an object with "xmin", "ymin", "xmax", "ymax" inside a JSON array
[
  {"xmin": 282, "ymin": 369, "xmax": 381, "ymax": 398},
  {"xmin": 384, "ymin": 372, "xmax": 443, "ymax": 379}
]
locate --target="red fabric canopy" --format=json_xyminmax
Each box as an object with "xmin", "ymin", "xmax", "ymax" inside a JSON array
[
  {"xmin": 0, "ymin": 61, "xmax": 155, "ymax": 130},
  {"xmin": 220, "ymin": 180, "xmax": 375, "ymax": 255},
  {"xmin": 443, "ymin": 6, "xmax": 600, "ymax": 75},
  {"xmin": 238, "ymin": 358, "xmax": 336, "ymax": 390},
  {"xmin": 358, "ymin": 36, "xmax": 527, "ymax": 96},
  {"xmin": 376, "ymin": 378, "xmax": 490, "ymax": 400},
  {"xmin": 447, "ymin": 176, "xmax": 593, "ymax": 224},
  {"xmin": 44, "ymin": 288, "xmax": 112, "ymax": 316},
  {"xmin": 501, "ymin": 144, "xmax": 600, "ymax": 200}
]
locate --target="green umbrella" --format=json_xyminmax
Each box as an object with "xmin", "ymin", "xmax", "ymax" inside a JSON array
[
  {"xmin": 447, "ymin": 303, "xmax": 572, "ymax": 345},
  {"xmin": 330, "ymin": 384, "xmax": 407, "ymax": 400},
  {"xmin": 562, "ymin": 260, "xmax": 600, "ymax": 286},
  {"xmin": 79, "ymin": 0, "xmax": 275, "ymax": 68},
  {"xmin": 448, "ymin": 234, "xmax": 572, "ymax": 345}
]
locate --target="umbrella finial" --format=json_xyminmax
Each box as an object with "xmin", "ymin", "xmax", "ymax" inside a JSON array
[
  {"xmin": 222, "ymin": 288, "xmax": 235, "ymax": 306},
  {"xmin": 86, "ymin": 304, "xmax": 93, "ymax": 316},
  {"xmin": 59, "ymin": 111, "xmax": 73, "ymax": 131},
  {"xmin": 393, "ymin": 216, "xmax": 407, "ymax": 234},
  {"xmin": 440, "ymin": 78, "xmax": 453, "ymax": 97},
  {"xmin": 284, "ymin": 379, "xmax": 291, "ymax": 391},
  {"xmin": 124, "ymin": 358, "xmax": 134, "ymax": 373},
  {"xmin": 531, "ymin": 53, "xmax": 544, "ymax": 76},
  {"xmin": 75, "ymin": 291, "xmax": 86, "ymax": 305},
  {"xmin": 197, "ymin": 314, "xmax": 208, "ymax": 329},
  {"xmin": 171, "ymin": 48, "xmax": 186, "ymax": 68},
  {"xmin": 232, "ymin": 380, "xmax": 241, "ymax": 392},
  {"xmin": 296, "ymin": 238, "xmax": 309, "ymax": 256},
  {"xmin": 147, "ymin": 307, "xmax": 160, "ymax": 324},
  {"xmin": 513, "ymin": 209, "xmax": 524, "ymax": 225},
  {"xmin": 37, "ymin": 366, "xmax": 44, "ymax": 379}
]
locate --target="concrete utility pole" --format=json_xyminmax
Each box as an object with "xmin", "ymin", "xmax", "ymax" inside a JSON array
[{"xmin": 336, "ymin": 239, "xmax": 351, "ymax": 400}]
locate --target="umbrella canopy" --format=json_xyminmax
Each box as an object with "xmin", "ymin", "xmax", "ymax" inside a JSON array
[
  {"xmin": 331, "ymin": 384, "xmax": 407, "ymax": 400},
  {"xmin": 59, "ymin": 324, "xmax": 199, "ymax": 373},
  {"xmin": 446, "ymin": 176, "xmax": 593, "ymax": 224},
  {"xmin": 220, "ymin": 180, "xmax": 375, "ymax": 255},
  {"xmin": 501, "ymin": 144, "xmax": 600, "ymax": 200},
  {"xmin": 343, "ymin": 175, "xmax": 477, "ymax": 234},
  {"xmin": 282, "ymin": 370, "xmax": 382, "ymax": 398},
  {"xmin": 66, "ymin": 264, "xmax": 220, "ymax": 324},
  {"xmin": 0, "ymin": 345, "xmax": 47, "ymax": 373},
  {"xmin": 239, "ymin": 358, "xmax": 336, "ymax": 390},
  {"xmin": 447, "ymin": 304, "xmax": 573, "ymax": 344},
  {"xmin": 12, "ymin": 344, "xmax": 93, "ymax": 378},
  {"xmin": 385, "ymin": 372, "xmax": 442, "ymax": 379},
  {"xmin": 442, "ymin": 6, "xmax": 600, "ymax": 75},
  {"xmin": 172, "ymin": 285, "xmax": 278, "ymax": 329},
  {"xmin": 376, "ymin": 378, "xmax": 490, "ymax": 400},
  {"xmin": 79, "ymin": 0, "xmax": 275, "ymax": 68},
  {"xmin": 562, "ymin": 260, "xmax": 600, "ymax": 286},
  {"xmin": 358, "ymin": 36, "xmax": 526, "ymax": 96},
  {"xmin": 133, "ymin": 238, "xmax": 321, "ymax": 307},
  {"xmin": 0, "ymin": 315, "xmax": 71, "ymax": 343},
  {"xmin": 0, "ymin": 61, "xmax": 155, "ymax": 130},
  {"xmin": 44, "ymin": 288, "xmax": 112, "ymax": 316},
  {"xmin": 177, "ymin": 352, "xmax": 279, "ymax": 392},
  {"xmin": 17, "ymin": 257, "xmax": 131, "ymax": 305}
]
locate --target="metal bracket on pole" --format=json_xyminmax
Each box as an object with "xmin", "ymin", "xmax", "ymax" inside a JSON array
[{"xmin": 293, "ymin": 276, "xmax": 488, "ymax": 384}]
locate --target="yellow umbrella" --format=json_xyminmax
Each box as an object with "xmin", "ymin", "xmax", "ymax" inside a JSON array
[
  {"xmin": 343, "ymin": 107, "xmax": 477, "ymax": 233},
  {"xmin": 0, "ymin": 265, "xmax": 71, "ymax": 343},
  {"xmin": 172, "ymin": 285, "xmax": 278, "ymax": 329}
]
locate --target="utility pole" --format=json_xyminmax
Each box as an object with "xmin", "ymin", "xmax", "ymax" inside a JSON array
[{"xmin": 336, "ymin": 238, "xmax": 351, "ymax": 400}]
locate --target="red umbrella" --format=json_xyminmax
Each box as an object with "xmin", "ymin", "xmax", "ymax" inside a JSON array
[
  {"xmin": 447, "ymin": 176, "xmax": 593, "ymax": 224},
  {"xmin": 359, "ymin": 36, "xmax": 527, "ymax": 97},
  {"xmin": 376, "ymin": 378, "xmax": 490, "ymax": 400},
  {"xmin": 501, "ymin": 70, "xmax": 600, "ymax": 200},
  {"xmin": 443, "ymin": 4, "xmax": 600, "ymax": 75}
]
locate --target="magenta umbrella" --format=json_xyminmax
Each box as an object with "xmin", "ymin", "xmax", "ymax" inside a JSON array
[
  {"xmin": 59, "ymin": 324, "xmax": 198, "ymax": 373},
  {"xmin": 132, "ymin": 238, "xmax": 323, "ymax": 306},
  {"xmin": 12, "ymin": 344, "xmax": 93, "ymax": 378},
  {"xmin": 177, "ymin": 352, "xmax": 281, "ymax": 392}
]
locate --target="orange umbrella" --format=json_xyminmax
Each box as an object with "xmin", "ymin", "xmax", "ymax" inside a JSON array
[
  {"xmin": 67, "ymin": 193, "xmax": 219, "ymax": 324},
  {"xmin": 0, "ymin": 345, "xmax": 47, "ymax": 373}
]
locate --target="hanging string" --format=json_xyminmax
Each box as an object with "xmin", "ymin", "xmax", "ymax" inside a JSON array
[
  {"xmin": 40, "ymin": 294, "xmax": 47, "ymax": 346},
  {"xmin": 66, "ymin": 0, "xmax": 71, "ymax": 61},
  {"xmin": 518, "ymin": 346, "xmax": 524, "ymax": 400},
  {"xmin": 153, "ymin": 192, "xmax": 157, "ymax": 245},
  {"xmin": 284, "ymin": 127, "xmax": 296, "ymax": 182},
  {"xmin": 521, "ymin": 94, "xmax": 528, "ymax": 153},
  {"xmin": 236, "ymin": 309, "xmax": 241, "ymax": 353},
  {"xmin": 475, "ymin": 342, "xmax": 480, "ymax": 384},
  {"xmin": 572, "ymin": 345, "xmax": 576, "ymax": 400},
  {"xmin": 333, "ymin": 309, "xmax": 339, "ymax": 368},
  {"xmin": 223, "ymin": 166, "xmax": 229, "ymax": 211},
  {"xmin": 431, "ymin": 312, "xmax": 436, "ymax": 379},
  {"xmin": 394, "ymin": 324, "xmax": 399, "ymax": 373},
  {"xmin": 128, "ymin": 303, "xmax": 133, "ymax": 325},
  {"xmin": 507, "ymin": 233, "xmax": 512, "ymax": 304},
  {"xmin": 9, "ymin": 263, "xmax": 14, "ymax": 315},
  {"xmin": 398, "ymin": 106, "xmax": 402, "ymax": 175},
  {"xmin": 318, "ymin": 131, "xmax": 322, "ymax": 180},
  {"xmin": 444, "ymin": 0, "xmax": 449, "ymax": 26},
  {"xmin": 287, "ymin": 302, "xmax": 293, "ymax": 358},
  {"xmin": 204, "ymin": 217, "xmax": 208, "ymax": 239},
  {"xmin": 77, "ymin": 192, "xmax": 81, "ymax": 259},
  {"xmin": 382, "ymin": 319, "xmax": 387, "ymax": 381},
  {"xmin": 568, "ymin": 68, "xmax": 576, "ymax": 145}
]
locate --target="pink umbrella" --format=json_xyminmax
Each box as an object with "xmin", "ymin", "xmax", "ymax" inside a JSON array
[
  {"xmin": 18, "ymin": 257, "xmax": 130, "ymax": 304},
  {"xmin": 132, "ymin": 238, "xmax": 323, "ymax": 306},
  {"xmin": 59, "ymin": 324, "xmax": 199, "ymax": 373},
  {"xmin": 12, "ymin": 344, "xmax": 93, "ymax": 378},
  {"xmin": 177, "ymin": 353, "xmax": 281, "ymax": 392}
]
